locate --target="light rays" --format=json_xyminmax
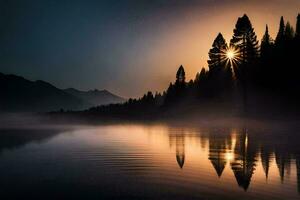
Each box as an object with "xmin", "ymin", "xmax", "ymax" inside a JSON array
[
  {"xmin": 220, "ymin": 46, "xmax": 242, "ymax": 67},
  {"xmin": 226, "ymin": 49, "xmax": 235, "ymax": 60}
]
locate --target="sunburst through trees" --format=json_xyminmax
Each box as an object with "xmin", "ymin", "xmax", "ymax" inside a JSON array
[
  {"xmin": 222, "ymin": 46, "xmax": 241, "ymax": 68},
  {"xmin": 89, "ymin": 13, "xmax": 300, "ymax": 118}
]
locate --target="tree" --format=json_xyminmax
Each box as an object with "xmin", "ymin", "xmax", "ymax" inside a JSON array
[
  {"xmin": 272, "ymin": 15, "xmax": 299, "ymax": 98},
  {"xmin": 208, "ymin": 33, "xmax": 228, "ymax": 71},
  {"xmin": 261, "ymin": 25, "xmax": 273, "ymax": 56},
  {"xmin": 296, "ymin": 14, "xmax": 300, "ymax": 39},
  {"xmin": 285, "ymin": 21, "xmax": 295, "ymax": 41},
  {"xmin": 194, "ymin": 68, "xmax": 208, "ymax": 86},
  {"xmin": 230, "ymin": 14, "xmax": 259, "ymax": 87},
  {"xmin": 199, "ymin": 68, "xmax": 207, "ymax": 79},
  {"xmin": 230, "ymin": 14, "xmax": 259, "ymax": 114},
  {"xmin": 194, "ymin": 68, "xmax": 208, "ymax": 91},
  {"xmin": 176, "ymin": 65, "xmax": 186, "ymax": 84},
  {"xmin": 230, "ymin": 14, "xmax": 259, "ymax": 65},
  {"xmin": 259, "ymin": 25, "xmax": 275, "ymax": 88},
  {"xmin": 164, "ymin": 83, "xmax": 175, "ymax": 104},
  {"xmin": 207, "ymin": 33, "xmax": 233, "ymax": 97},
  {"xmin": 175, "ymin": 65, "xmax": 186, "ymax": 94},
  {"xmin": 275, "ymin": 16, "xmax": 285, "ymax": 44},
  {"xmin": 154, "ymin": 92, "xmax": 164, "ymax": 106},
  {"xmin": 164, "ymin": 66, "xmax": 187, "ymax": 106},
  {"xmin": 141, "ymin": 91, "xmax": 154, "ymax": 104}
]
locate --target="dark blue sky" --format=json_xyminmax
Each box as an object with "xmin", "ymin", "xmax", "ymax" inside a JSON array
[{"xmin": 1, "ymin": 0, "xmax": 299, "ymax": 97}]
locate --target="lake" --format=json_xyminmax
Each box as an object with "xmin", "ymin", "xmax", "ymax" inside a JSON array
[{"xmin": 0, "ymin": 120, "xmax": 299, "ymax": 200}]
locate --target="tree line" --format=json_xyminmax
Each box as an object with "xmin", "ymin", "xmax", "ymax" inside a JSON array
[{"xmin": 88, "ymin": 14, "xmax": 300, "ymax": 119}]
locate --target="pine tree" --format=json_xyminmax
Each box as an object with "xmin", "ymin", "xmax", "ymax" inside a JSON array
[
  {"xmin": 285, "ymin": 21, "xmax": 295, "ymax": 40},
  {"xmin": 175, "ymin": 65, "xmax": 186, "ymax": 97},
  {"xmin": 208, "ymin": 33, "xmax": 228, "ymax": 71},
  {"xmin": 194, "ymin": 68, "xmax": 207, "ymax": 86},
  {"xmin": 154, "ymin": 92, "xmax": 164, "ymax": 106},
  {"xmin": 261, "ymin": 25, "xmax": 273, "ymax": 57},
  {"xmin": 230, "ymin": 14, "xmax": 259, "ymax": 86},
  {"xmin": 194, "ymin": 72, "xmax": 200, "ymax": 83},
  {"xmin": 176, "ymin": 65, "xmax": 186, "ymax": 84},
  {"xmin": 230, "ymin": 14, "xmax": 259, "ymax": 114},
  {"xmin": 207, "ymin": 33, "xmax": 233, "ymax": 96},
  {"xmin": 275, "ymin": 16, "xmax": 285, "ymax": 44},
  {"xmin": 164, "ymin": 83, "xmax": 175, "ymax": 105},
  {"xmin": 296, "ymin": 14, "xmax": 300, "ymax": 39},
  {"xmin": 259, "ymin": 24, "xmax": 275, "ymax": 87},
  {"xmin": 164, "ymin": 66, "xmax": 187, "ymax": 106},
  {"xmin": 230, "ymin": 14, "xmax": 259, "ymax": 64},
  {"xmin": 194, "ymin": 68, "xmax": 209, "ymax": 98},
  {"xmin": 141, "ymin": 91, "xmax": 154, "ymax": 104}
]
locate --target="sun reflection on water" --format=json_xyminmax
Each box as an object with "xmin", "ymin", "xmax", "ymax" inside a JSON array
[{"xmin": 74, "ymin": 124, "xmax": 300, "ymax": 198}]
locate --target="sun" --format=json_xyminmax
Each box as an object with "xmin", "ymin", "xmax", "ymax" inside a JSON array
[
  {"xmin": 220, "ymin": 46, "xmax": 241, "ymax": 68},
  {"xmin": 226, "ymin": 49, "xmax": 235, "ymax": 60}
]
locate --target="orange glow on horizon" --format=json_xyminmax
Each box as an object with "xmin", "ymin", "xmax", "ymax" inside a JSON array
[{"xmin": 130, "ymin": 0, "xmax": 300, "ymax": 97}]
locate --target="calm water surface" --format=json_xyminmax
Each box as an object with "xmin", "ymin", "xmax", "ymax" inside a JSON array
[{"xmin": 0, "ymin": 122, "xmax": 300, "ymax": 199}]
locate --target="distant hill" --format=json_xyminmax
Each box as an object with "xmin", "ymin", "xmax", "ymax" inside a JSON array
[
  {"xmin": 0, "ymin": 73, "xmax": 124, "ymax": 112},
  {"xmin": 64, "ymin": 88, "xmax": 125, "ymax": 107}
]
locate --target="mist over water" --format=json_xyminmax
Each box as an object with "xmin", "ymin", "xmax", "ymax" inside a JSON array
[{"xmin": 0, "ymin": 115, "xmax": 299, "ymax": 200}]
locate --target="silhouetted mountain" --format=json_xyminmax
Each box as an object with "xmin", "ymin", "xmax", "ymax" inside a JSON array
[
  {"xmin": 0, "ymin": 72, "xmax": 88, "ymax": 112},
  {"xmin": 0, "ymin": 73, "xmax": 124, "ymax": 112},
  {"xmin": 64, "ymin": 88, "xmax": 125, "ymax": 107}
]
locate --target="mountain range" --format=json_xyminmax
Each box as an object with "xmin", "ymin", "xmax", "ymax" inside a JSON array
[
  {"xmin": 0, "ymin": 72, "xmax": 125, "ymax": 112},
  {"xmin": 63, "ymin": 88, "xmax": 125, "ymax": 108}
]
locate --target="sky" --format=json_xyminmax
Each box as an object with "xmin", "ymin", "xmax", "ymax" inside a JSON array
[{"xmin": 0, "ymin": 0, "xmax": 299, "ymax": 98}]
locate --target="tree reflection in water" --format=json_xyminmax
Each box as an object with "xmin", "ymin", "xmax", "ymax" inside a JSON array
[{"xmin": 167, "ymin": 124, "xmax": 300, "ymax": 193}]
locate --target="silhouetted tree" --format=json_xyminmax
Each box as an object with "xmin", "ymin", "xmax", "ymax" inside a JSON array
[
  {"xmin": 83, "ymin": 13, "xmax": 300, "ymax": 119},
  {"xmin": 230, "ymin": 14, "xmax": 259, "ymax": 114},
  {"xmin": 163, "ymin": 65, "xmax": 187, "ymax": 106},
  {"xmin": 273, "ymin": 17, "xmax": 287, "ymax": 88},
  {"xmin": 176, "ymin": 65, "xmax": 186, "ymax": 84},
  {"xmin": 275, "ymin": 16, "xmax": 285, "ymax": 44},
  {"xmin": 259, "ymin": 25, "xmax": 275, "ymax": 88},
  {"xmin": 174, "ymin": 65, "xmax": 186, "ymax": 95},
  {"xmin": 230, "ymin": 14, "xmax": 259, "ymax": 65},
  {"xmin": 141, "ymin": 91, "xmax": 155, "ymax": 105},
  {"xmin": 296, "ymin": 14, "xmax": 300, "ymax": 39},
  {"xmin": 164, "ymin": 83, "xmax": 174, "ymax": 106},
  {"xmin": 207, "ymin": 33, "xmax": 233, "ymax": 98},
  {"xmin": 285, "ymin": 21, "xmax": 295, "ymax": 41},
  {"xmin": 195, "ymin": 68, "xmax": 208, "ymax": 84},
  {"xmin": 194, "ymin": 67, "xmax": 209, "ymax": 98},
  {"xmin": 230, "ymin": 14, "xmax": 259, "ymax": 85},
  {"xmin": 187, "ymin": 79, "xmax": 194, "ymax": 92},
  {"xmin": 208, "ymin": 33, "xmax": 227, "ymax": 70},
  {"xmin": 154, "ymin": 92, "xmax": 164, "ymax": 106},
  {"xmin": 261, "ymin": 25, "xmax": 273, "ymax": 57},
  {"xmin": 294, "ymin": 15, "xmax": 300, "ymax": 87}
]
